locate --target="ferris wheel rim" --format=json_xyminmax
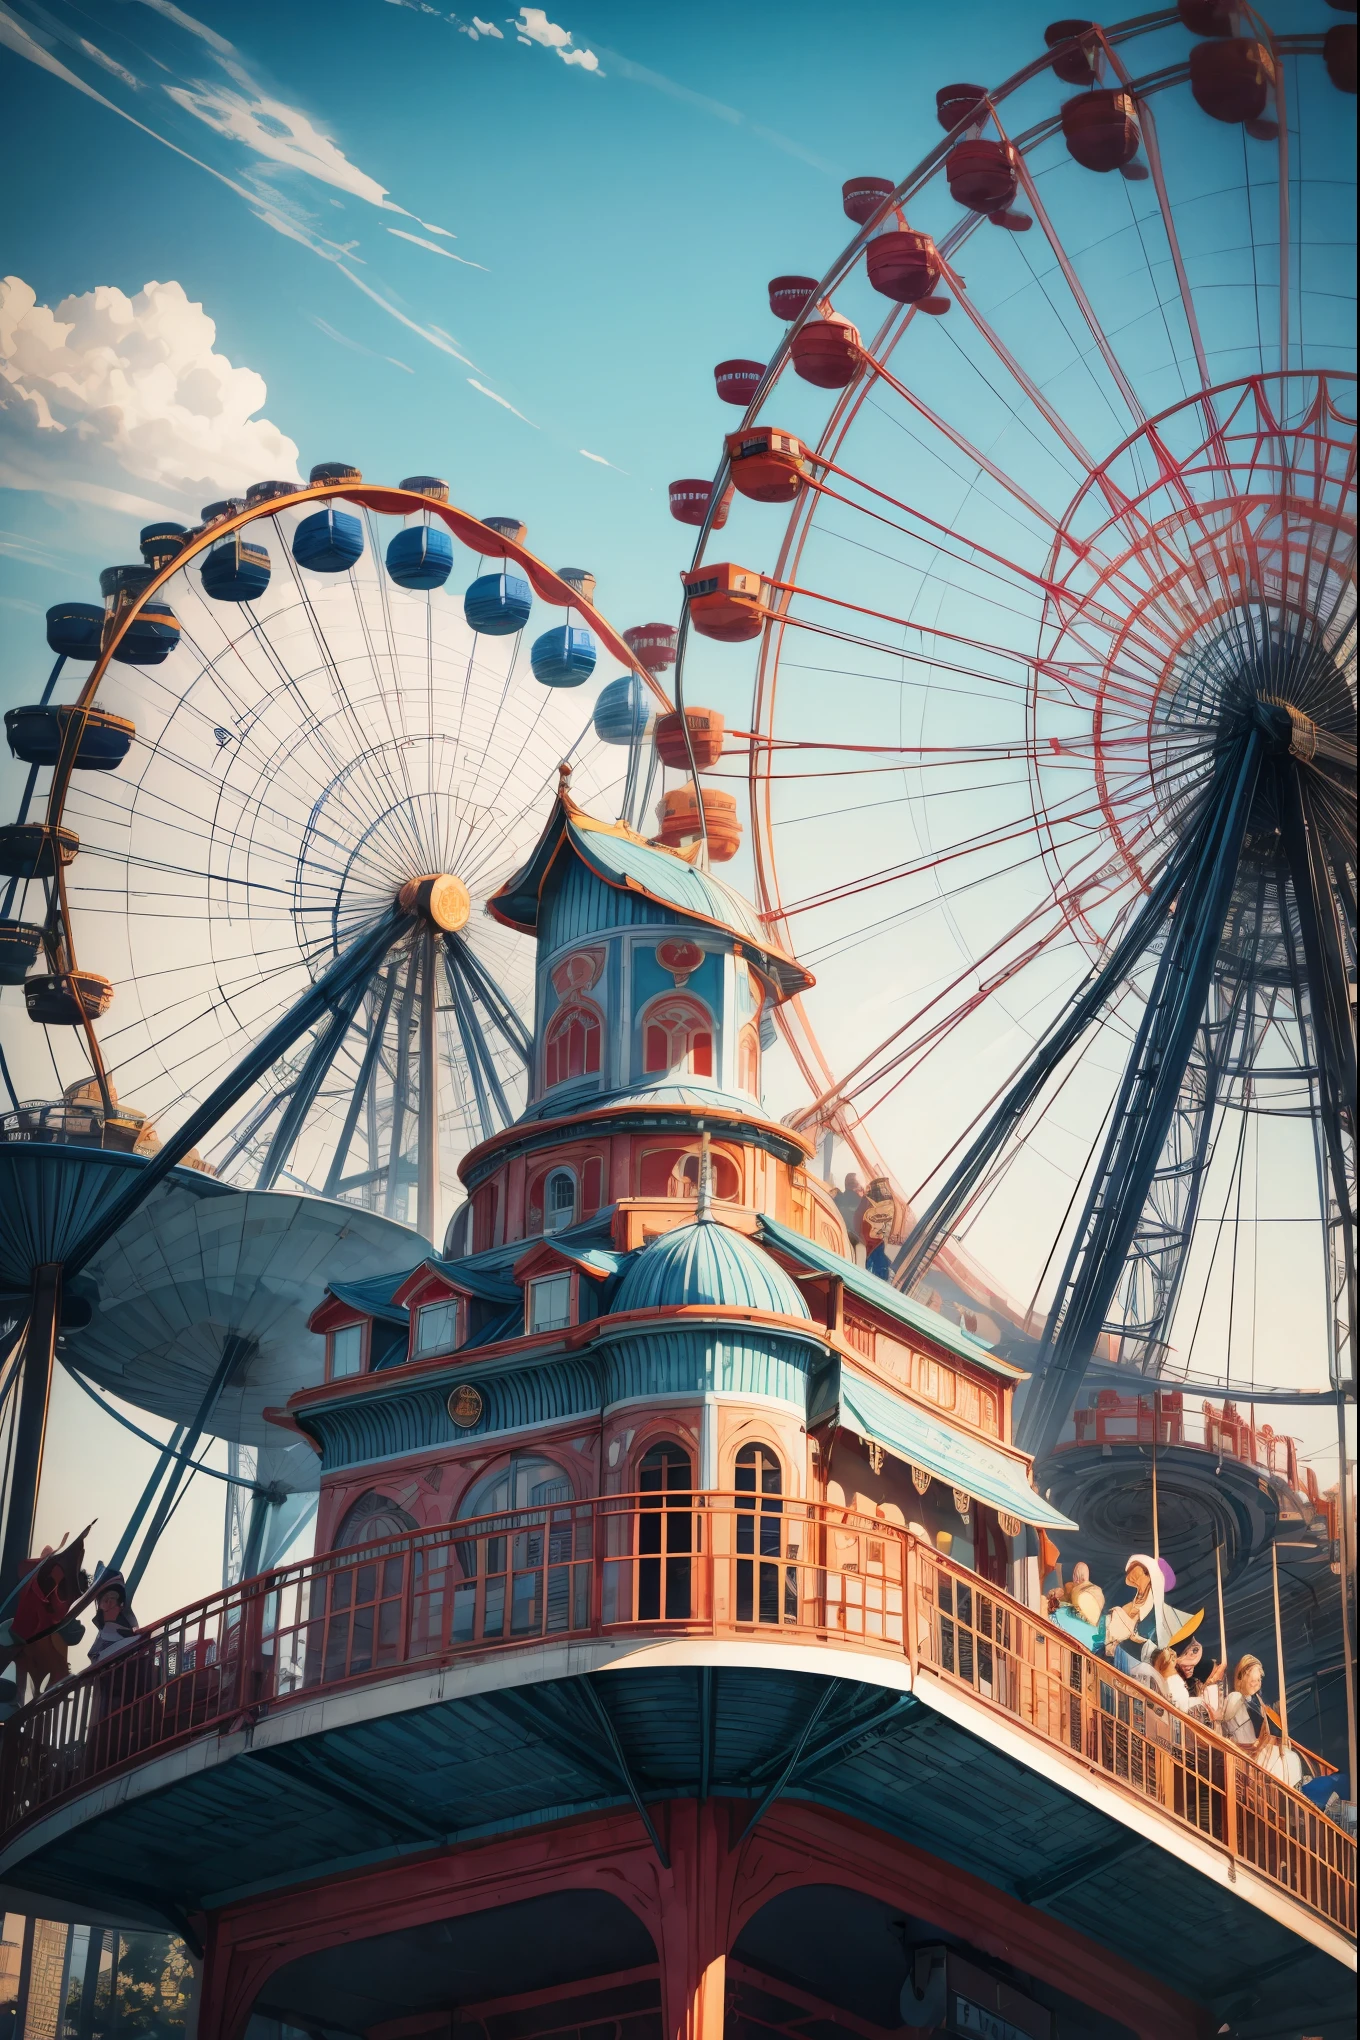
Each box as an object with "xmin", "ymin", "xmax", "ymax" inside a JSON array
[
  {"xmin": 30, "ymin": 481, "xmax": 675, "ymax": 1098},
  {"xmin": 669, "ymin": 9, "xmax": 1350, "ymax": 1171}
]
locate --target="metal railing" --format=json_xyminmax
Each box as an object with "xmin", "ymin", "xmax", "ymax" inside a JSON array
[{"xmin": 1, "ymin": 1496, "xmax": 1352, "ymax": 1937}]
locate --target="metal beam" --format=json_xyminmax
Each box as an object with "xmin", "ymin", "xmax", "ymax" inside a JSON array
[
  {"xmin": 446, "ymin": 932, "xmax": 533, "ymax": 1062},
  {"xmin": 1020, "ymin": 730, "xmax": 1264, "ymax": 1454},
  {"xmin": 1017, "ymin": 1829, "xmax": 1147, "ymax": 1906},
  {"xmin": 65, "ymin": 907, "xmax": 415, "ymax": 1279},
  {"xmin": 896, "ymin": 764, "xmax": 1231, "ymax": 1296},
  {"xmin": 252, "ymin": 1744, "xmax": 439, "ymax": 1842},
  {"xmin": 0, "ymin": 1265, "xmax": 60, "ymax": 1593},
  {"xmin": 321, "ymin": 967, "xmax": 400, "ymax": 1199},
  {"xmin": 736, "ymin": 1679, "xmax": 842, "ymax": 1845},
  {"xmin": 258, "ymin": 951, "xmax": 387, "ymax": 1190},
  {"xmin": 576, "ymin": 1675, "xmax": 670, "ymax": 1866}
]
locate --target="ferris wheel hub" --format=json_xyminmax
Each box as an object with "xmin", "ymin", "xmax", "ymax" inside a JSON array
[{"xmin": 397, "ymin": 873, "xmax": 472, "ymax": 933}]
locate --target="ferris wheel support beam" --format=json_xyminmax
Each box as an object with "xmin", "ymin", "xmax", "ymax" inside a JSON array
[
  {"xmin": 0, "ymin": 1266, "xmax": 59, "ymax": 1595},
  {"xmin": 385, "ymin": 953, "xmax": 419, "ymax": 1223},
  {"xmin": 321, "ymin": 968, "xmax": 401, "ymax": 1201},
  {"xmin": 1019, "ymin": 730, "xmax": 1266, "ymax": 1456},
  {"xmin": 417, "ymin": 926, "xmax": 439, "ymax": 1247},
  {"xmin": 895, "ymin": 762, "xmax": 1232, "ymax": 1297},
  {"xmin": 1281, "ymin": 774, "xmax": 1358, "ymax": 1389},
  {"xmin": 60, "ymin": 906, "xmax": 416, "ymax": 1284},
  {"xmin": 258, "ymin": 948, "xmax": 393, "ymax": 1192}
]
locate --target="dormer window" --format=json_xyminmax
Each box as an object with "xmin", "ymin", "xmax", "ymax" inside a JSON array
[
  {"xmin": 528, "ymin": 1273, "xmax": 572, "ymax": 1334},
  {"xmin": 414, "ymin": 1298, "xmax": 463, "ymax": 1357},
  {"xmin": 329, "ymin": 1323, "xmax": 365, "ymax": 1380}
]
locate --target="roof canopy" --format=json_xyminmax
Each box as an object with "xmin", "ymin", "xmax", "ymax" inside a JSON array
[
  {"xmin": 487, "ymin": 790, "xmax": 813, "ymax": 1001},
  {"xmin": 834, "ymin": 1362, "xmax": 1076, "ymax": 1533},
  {"xmin": 757, "ymin": 1215, "xmax": 1026, "ymax": 1381}
]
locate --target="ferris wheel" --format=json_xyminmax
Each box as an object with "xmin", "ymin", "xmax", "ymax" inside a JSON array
[
  {"xmin": 0, "ymin": 472, "xmax": 669, "ymax": 1251},
  {"xmin": 666, "ymin": 1, "xmax": 1356, "ymax": 1446}
]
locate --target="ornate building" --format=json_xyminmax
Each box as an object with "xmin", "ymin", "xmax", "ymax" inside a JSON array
[{"xmin": 0, "ymin": 785, "xmax": 1350, "ymax": 2039}]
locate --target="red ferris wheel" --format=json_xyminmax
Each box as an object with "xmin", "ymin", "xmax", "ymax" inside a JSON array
[{"xmin": 666, "ymin": 3, "xmax": 1356, "ymax": 1417}]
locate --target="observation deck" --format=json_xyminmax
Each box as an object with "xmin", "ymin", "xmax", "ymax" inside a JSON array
[{"xmin": 0, "ymin": 1499, "xmax": 1351, "ymax": 2037}]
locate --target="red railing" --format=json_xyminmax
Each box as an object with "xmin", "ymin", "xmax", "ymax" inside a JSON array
[{"xmin": 1, "ymin": 1495, "xmax": 1352, "ymax": 1938}]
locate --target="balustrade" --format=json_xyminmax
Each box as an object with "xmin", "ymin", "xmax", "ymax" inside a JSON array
[{"xmin": 0, "ymin": 1496, "xmax": 1350, "ymax": 1938}]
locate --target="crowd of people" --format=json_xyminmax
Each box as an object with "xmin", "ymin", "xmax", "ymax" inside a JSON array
[{"xmin": 1045, "ymin": 1548, "xmax": 1315, "ymax": 1789}]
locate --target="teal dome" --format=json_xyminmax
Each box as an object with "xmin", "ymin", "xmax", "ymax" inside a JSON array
[{"xmin": 612, "ymin": 1220, "xmax": 810, "ymax": 1319}]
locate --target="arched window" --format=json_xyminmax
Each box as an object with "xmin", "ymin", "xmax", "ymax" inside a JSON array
[
  {"xmin": 527, "ymin": 1165, "xmax": 578, "ymax": 1237},
  {"xmin": 334, "ymin": 1490, "xmax": 419, "ymax": 1550},
  {"xmin": 641, "ymin": 995, "xmax": 713, "ymax": 1079},
  {"xmin": 738, "ymin": 1025, "xmax": 760, "ymax": 1097},
  {"xmin": 638, "ymin": 1442, "xmax": 692, "ymax": 1620},
  {"xmin": 545, "ymin": 1167, "xmax": 577, "ymax": 1233},
  {"xmin": 638, "ymin": 1145, "xmax": 739, "ymax": 1201},
  {"xmin": 544, "ymin": 1000, "xmax": 601, "ymax": 1088},
  {"xmin": 457, "ymin": 1453, "xmax": 573, "ymax": 1520},
  {"xmin": 735, "ymin": 1444, "xmax": 793, "ymax": 1626},
  {"xmin": 452, "ymin": 1454, "xmax": 580, "ymax": 1640}
]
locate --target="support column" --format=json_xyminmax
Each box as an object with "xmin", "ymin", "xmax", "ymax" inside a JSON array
[
  {"xmin": 0, "ymin": 1262, "xmax": 61, "ymax": 1593},
  {"xmin": 652, "ymin": 1800, "xmax": 737, "ymax": 2040}
]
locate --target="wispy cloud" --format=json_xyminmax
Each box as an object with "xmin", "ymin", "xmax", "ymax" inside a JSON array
[
  {"xmin": 310, "ymin": 314, "xmax": 415, "ymax": 376},
  {"xmin": 467, "ymin": 378, "xmax": 536, "ymax": 425},
  {"xmin": 509, "ymin": 8, "xmax": 602, "ymax": 74},
  {"xmin": 579, "ymin": 448, "xmax": 628, "ymax": 473},
  {"xmin": 78, "ymin": 39, "xmax": 139, "ymax": 87},
  {"xmin": 0, "ymin": 4, "xmax": 493, "ymax": 381},
  {"xmin": 387, "ymin": 228, "xmax": 488, "ymax": 270}
]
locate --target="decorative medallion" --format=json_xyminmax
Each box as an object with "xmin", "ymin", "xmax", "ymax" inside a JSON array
[
  {"xmin": 447, "ymin": 1383, "xmax": 485, "ymax": 1429},
  {"xmin": 550, "ymin": 947, "xmax": 605, "ymax": 1000},
  {"xmin": 911, "ymin": 1465, "xmax": 932, "ymax": 1495},
  {"xmin": 655, "ymin": 936, "xmax": 704, "ymax": 988},
  {"xmin": 951, "ymin": 1486, "xmax": 972, "ymax": 1520},
  {"xmin": 997, "ymin": 1511, "xmax": 1023, "ymax": 1538}
]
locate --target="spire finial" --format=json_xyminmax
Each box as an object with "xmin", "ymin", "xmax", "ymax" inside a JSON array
[
  {"xmin": 557, "ymin": 758, "xmax": 573, "ymax": 794},
  {"xmin": 695, "ymin": 1126, "xmax": 714, "ymax": 1221}
]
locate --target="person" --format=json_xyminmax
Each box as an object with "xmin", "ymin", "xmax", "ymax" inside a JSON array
[
  {"xmin": 1219, "ymin": 1654, "xmax": 1303, "ymax": 1785},
  {"xmin": 1097, "ymin": 1552, "xmax": 1203, "ymax": 1662},
  {"xmin": 1151, "ymin": 1646, "xmax": 1191, "ymax": 1712},
  {"xmin": 1046, "ymin": 1561, "xmax": 1106, "ymax": 1649},
  {"xmin": 834, "ymin": 1173, "xmax": 870, "ymax": 1266},
  {"xmin": 85, "ymin": 1576, "xmax": 147, "ymax": 1774},
  {"xmin": 87, "ymin": 1578, "xmax": 138, "ymax": 1667},
  {"xmin": 10, "ymin": 1534, "xmax": 87, "ymax": 1698},
  {"xmin": 1174, "ymin": 1635, "xmax": 1225, "ymax": 1727}
]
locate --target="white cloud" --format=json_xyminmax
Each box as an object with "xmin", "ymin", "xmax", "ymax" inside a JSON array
[
  {"xmin": 0, "ymin": 276, "xmax": 300, "ymax": 514},
  {"xmin": 467, "ymin": 378, "xmax": 536, "ymax": 426},
  {"xmin": 166, "ymin": 75, "xmax": 401, "ymax": 210},
  {"xmin": 510, "ymin": 8, "xmax": 601, "ymax": 70},
  {"xmin": 472, "ymin": 16, "xmax": 503, "ymax": 34},
  {"xmin": 579, "ymin": 448, "xmax": 627, "ymax": 472},
  {"xmin": 513, "ymin": 8, "xmax": 570, "ymax": 48},
  {"xmin": 132, "ymin": 0, "xmax": 235, "ymax": 58},
  {"xmin": 77, "ymin": 39, "xmax": 139, "ymax": 87},
  {"xmin": 386, "ymin": 228, "xmax": 487, "ymax": 270}
]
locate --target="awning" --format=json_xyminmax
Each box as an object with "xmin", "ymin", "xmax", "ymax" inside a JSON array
[{"xmin": 837, "ymin": 1363, "xmax": 1077, "ymax": 1533}]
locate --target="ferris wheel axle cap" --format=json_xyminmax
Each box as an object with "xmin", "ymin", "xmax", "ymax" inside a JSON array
[{"xmin": 397, "ymin": 874, "xmax": 472, "ymax": 932}]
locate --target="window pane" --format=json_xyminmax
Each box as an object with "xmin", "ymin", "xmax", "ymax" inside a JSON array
[
  {"xmin": 331, "ymin": 1324, "xmax": 363, "ymax": 1377},
  {"xmin": 416, "ymin": 1301, "xmax": 460, "ymax": 1354},
  {"xmin": 530, "ymin": 1274, "xmax": 571, "ymax": 1332},
  {"xmin": 545, "ymin": 1172, "xmax": 576, "ymax": 1233}
]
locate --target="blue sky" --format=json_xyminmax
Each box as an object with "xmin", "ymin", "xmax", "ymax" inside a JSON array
[{"xmin": 0, "ymin": 0, "xmax": 1067, "ymax": 645}]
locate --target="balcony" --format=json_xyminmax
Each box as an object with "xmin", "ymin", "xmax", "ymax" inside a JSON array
[{"xmin": 1, "ymin": 1495, "xmax": 1353, "ymax": 1949}]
